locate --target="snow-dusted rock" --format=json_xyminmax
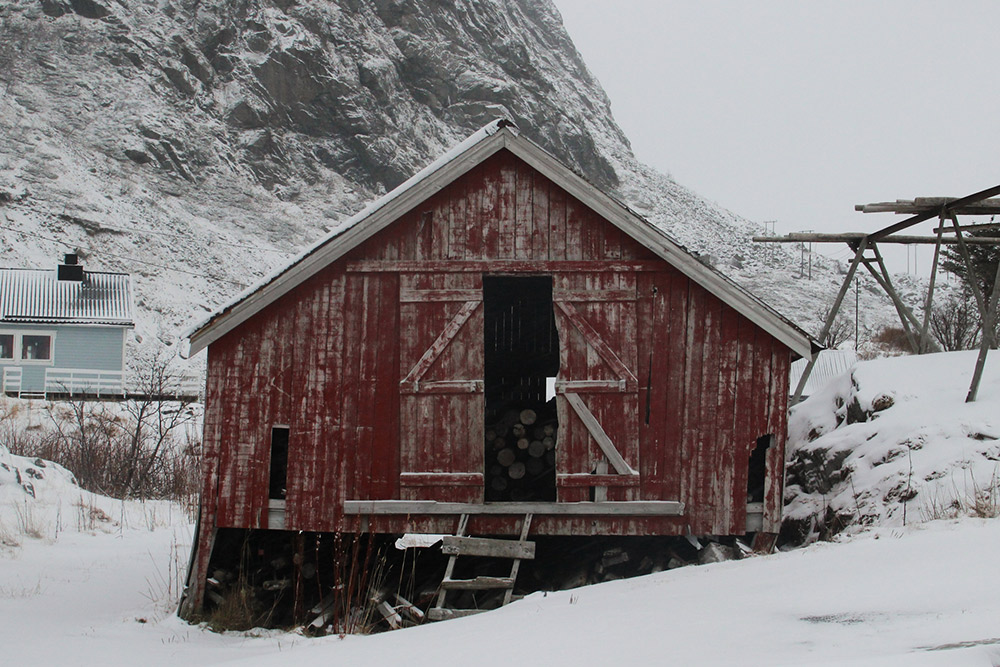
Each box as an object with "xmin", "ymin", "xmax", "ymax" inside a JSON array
[{"xmin": 783, "ymin": 350, "xmax": 1000, "ymax": 544}]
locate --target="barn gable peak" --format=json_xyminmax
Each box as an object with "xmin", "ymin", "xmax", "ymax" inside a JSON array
[{"xmin": 184, "ymin": 120, "xmax": 814, "ymax": 359}]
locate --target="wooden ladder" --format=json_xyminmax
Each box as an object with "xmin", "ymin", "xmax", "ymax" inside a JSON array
[{"xmin": 427, "ymin": 513, "xmax": 534, "ymax": 621}]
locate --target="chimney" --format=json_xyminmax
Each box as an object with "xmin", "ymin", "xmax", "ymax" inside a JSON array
[{"xmin": 57, "ymin": 253, "xmax": 84, "ymax": 281}]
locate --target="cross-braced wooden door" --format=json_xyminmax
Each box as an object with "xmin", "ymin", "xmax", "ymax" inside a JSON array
[
  {"xmin": 553, "ymin": 271, "xmax": 640, "ymax": 501},
  {"xmin": 398, "ymin": 273, "xmax": 485, "ymax": 502}
]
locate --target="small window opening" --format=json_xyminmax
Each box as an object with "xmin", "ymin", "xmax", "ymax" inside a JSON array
[
  {"xmin": 269, "ymin": 426, "xmax": 290, "ymax": 500},
  {"xmin": 483, "ymin": 276, "xmax": 559, "ymax": 502},
  {"xmin": 747, "ymin": 434, "xmax": 773, "ymax": 504},
  {"xmin": 0, "ymin": 334, "xmax": 13, "ymax": 359}
]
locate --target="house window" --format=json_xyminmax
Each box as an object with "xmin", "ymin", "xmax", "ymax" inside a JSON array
[
  {"xmin": 0, "ymin": 331, "xmax": 56, "ymax": 363},
  {"xmin": 22, "ymin": 335, "xmax": 52, "ymax": 361}
]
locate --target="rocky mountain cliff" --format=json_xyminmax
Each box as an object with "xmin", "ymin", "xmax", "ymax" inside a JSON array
[{"xmin": 0, "ymin": 0, "xmax": 883, "ymax": 357}]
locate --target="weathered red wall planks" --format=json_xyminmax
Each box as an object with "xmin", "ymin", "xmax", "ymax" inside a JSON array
[{"xmin": 198, "ymin": 148, "xmax": 792, "ymax": 542}]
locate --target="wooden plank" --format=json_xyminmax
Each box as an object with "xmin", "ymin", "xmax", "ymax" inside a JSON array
[
  {"xmin": 400, "ymin": 472, "xmax": 484, "ymax": 487},
  {"xmin": 427, "ymin": 608, "xmax": 489, "ymax": 621},
  {"xmin": 695, "ymin": 294, "xmax": 722, "ymax": 531},
  {"xmin": 681, "ymin": 281, "xmax": 706, "ymax": 529},
  {"xmin": 554, "ymin": 379, "xmax": 625, "ymax": 392},
  {"xmin": 447, "ymin": 172, "xmax": 467, "ymax": 259},
  {"xmin": 464, "ymin": 165, "xmax": 485, "ymax": 259},
  {"xmin": 354, "ymin": 274, "xmax": 380, "ymax": 503},
  {"xmin": 346, "ymin": 260, "xmax": 666, "ymax": 273},
  {"xmin": 400, "ymin": 300, "xmax": 481, "ymax": 385},
  {"xmin": 343, "ymin": 500, "xmax": 685, "ymax": 516},
  {"xmin": 560, "ymin": 392, "xmax": 637, "ymax": 479},
  {"xmin": 553, "ymin": 289, "xmax": 636, "ymax": 302},
  {"xmin": 514, "ymin": 159, "xmax": 533, "ymax": 258},
  {"xmin": 442, "ymin": 536, "xmax": 536, "ymax": 560},
  {"xmin": 547, "ymin": 178, "xmax": 565, "ymax": 260},
  {"xmin": 400, "ymin": 289, "xmax": 482, "ymax": 302},
  {"xmin": 440, "ymin": 576, "xmax": 515, "ymax": 590},
  {"xmin": 399, "ymin": 380, "xmax": 485, "ymax": 394},
  {"xmin": 481, "ymin": 160, "xmax": 500, "ymax": 258},
  {"xmin": 498, "ymin": 154, "xmax": 516, "ymax": 259},
  {"xmin": 556, "ymin": 301, "xmax": 638, "ymax": 389},
  {"xmin": 556, "ymin": 474, "xmax": 642, "ymax": 487},
  {"xmin": 371, "ymin": 273, "xmax": 400, "ymax": 501},
  {"xmin": 526, "ymin": 164, "xmax": 547, "ymax": 259}
]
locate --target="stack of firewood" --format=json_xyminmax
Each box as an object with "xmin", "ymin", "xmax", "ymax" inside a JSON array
[{"xmin": 485, "ymin": 406, "xmax": 557, "ymax": 501}]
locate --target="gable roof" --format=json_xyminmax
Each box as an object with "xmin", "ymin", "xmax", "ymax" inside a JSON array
[
  {"xmin": 0, "ymin": 268, "xmax": 134, "ymax": 326},
  {"xmin": 184, "ymin": 120, "xmax": 815, "ymax": 358}
]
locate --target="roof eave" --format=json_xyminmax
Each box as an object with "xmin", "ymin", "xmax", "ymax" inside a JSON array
[
  {"xmin": 186, "ymin": 127, "xmax": 510, "ymax": 357},
  {"xmin": 499, "ymin": 134, "xmax": 816, "ymax": 359}
]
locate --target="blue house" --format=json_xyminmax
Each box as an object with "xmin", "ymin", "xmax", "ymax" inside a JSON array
[{"xmin": 0, "ymin": 254, "xmax": 134, "ymax": 398}]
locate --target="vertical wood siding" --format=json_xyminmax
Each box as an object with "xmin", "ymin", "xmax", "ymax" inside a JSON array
[{"xmin": 200, "ymin": 148, "xmax": 792, "ymax": 539}]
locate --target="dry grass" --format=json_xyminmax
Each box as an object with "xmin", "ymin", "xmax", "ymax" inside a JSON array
[{"xmin": 921, "ymin": 468, "xmax": 1000, "ymax": 521}]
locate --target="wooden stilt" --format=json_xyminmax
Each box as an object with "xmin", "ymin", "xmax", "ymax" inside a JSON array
[
  {"xmin": 791, "ymin": 238, "xmax": 868, "ymax": 404},
  {"xmin": 918, "ymin": 216, "xmax": 946, "ymax": 353},
  {"xmin": 966, "ymin": 258, "xmax": 1000, "ymax": 402},
  {"xmin": 950, "ymin": 213, "xmax": 991, "ymax": 323}
]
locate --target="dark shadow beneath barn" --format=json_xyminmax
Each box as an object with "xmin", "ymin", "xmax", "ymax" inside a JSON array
[
  {"xmin": 483, "ymin": 276, "xmax": 560, "ymax": 502},
  {"xmin": 196, "ymin": 529, "xmax": 761, "ymax": 633}
]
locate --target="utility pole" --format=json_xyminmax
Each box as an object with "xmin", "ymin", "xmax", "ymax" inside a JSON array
[{"xmin": 763, "ymin": 221, "xmax": 777, "ymax": 261}]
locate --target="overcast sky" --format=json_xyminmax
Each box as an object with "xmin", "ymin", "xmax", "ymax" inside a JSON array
[{"xmin": 553, "ymin": 0, "xmax": 999, "ymax": 274}]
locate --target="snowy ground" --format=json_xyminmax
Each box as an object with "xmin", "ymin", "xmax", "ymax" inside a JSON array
[
  {"xmin": 1, "ymin": 516, "xmax": 998, "ymax": 666},
  {"xmin": 2, "ymin": 350, "xmax": 999, "ymax": 666}
]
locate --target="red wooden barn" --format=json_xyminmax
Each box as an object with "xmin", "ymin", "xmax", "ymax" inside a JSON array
[{"xmin": 181, "ymin": 120, "xmax": 814, "ymax": 614}]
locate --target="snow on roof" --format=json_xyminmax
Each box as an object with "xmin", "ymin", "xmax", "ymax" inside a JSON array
[
  {"xmin": 184, "ymin": 120, "xmax": 816, "ymax": 358},
  {"xmin": 0, "ymin": 268, "xmax": 134, "ymax": 326}
]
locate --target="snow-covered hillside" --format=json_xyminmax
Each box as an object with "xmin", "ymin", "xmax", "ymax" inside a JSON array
[{"xmin": 0, "ymin": 0, "xmax": 907, "ymax": 359}]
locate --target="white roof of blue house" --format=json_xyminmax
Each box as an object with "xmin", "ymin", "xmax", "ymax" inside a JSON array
[{"xmin": 0, "ymin": 267, "xmax": 134, "ymax": 326}]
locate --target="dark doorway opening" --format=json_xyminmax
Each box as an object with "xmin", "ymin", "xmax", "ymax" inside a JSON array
[
  {"xmin": 747, "ymin": 434, "xmax": 773, "ymax": 504},
  {"xmin": 269, "ymin": 426, "xmax": 290, "ymax": 500},
  {"xmin": 483, "ymin": 276, "xmax": 559, "ymax": 502}
]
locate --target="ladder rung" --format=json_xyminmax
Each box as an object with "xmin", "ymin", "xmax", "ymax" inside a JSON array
[
  {"xmin": 441, "ymin": 576, "xmax": 515, "ymax": 590},
  {"xmin": 427, "ymin": 607, "xmax": 490, "ymax": 621},
  {"xmin": 442, "ymin": 536, "xmax": 535, "ymax": 560}
]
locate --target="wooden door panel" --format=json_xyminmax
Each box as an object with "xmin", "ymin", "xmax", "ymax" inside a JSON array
[
  {"xmin": 399, "ymin": 273, "xmax": 484, "ymax": 502},
  {"xmin": 553, "ymin": 272, "xmax": 639, "ymax": 501}
]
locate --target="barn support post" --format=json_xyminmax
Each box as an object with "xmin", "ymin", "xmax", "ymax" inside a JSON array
[
  {"xmin": 918, "ymin": 215, "xmax": 946, "ymax": 353},
  {"xmin": 966, "ymin": 257, "xmax": 1000, "ymax": 402},
  {"xmin": 791, "ymin": 237, "xmax": 868, "ymax": 404}
]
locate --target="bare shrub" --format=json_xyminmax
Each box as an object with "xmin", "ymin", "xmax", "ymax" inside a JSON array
[
  {"xmin": 5, "ymin": 353, "xmax": 201, "ymax": 503},
  {"xmin": 871, "ymin": 326, "xmax": 912, "ymax": 353},
  {"xmin": 815, "ymin": 311, "xmax": 855, "ymax": 349},
  {"xmin": 931, "ymin": 291, "xmax": 982, "ymax": 351}
]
